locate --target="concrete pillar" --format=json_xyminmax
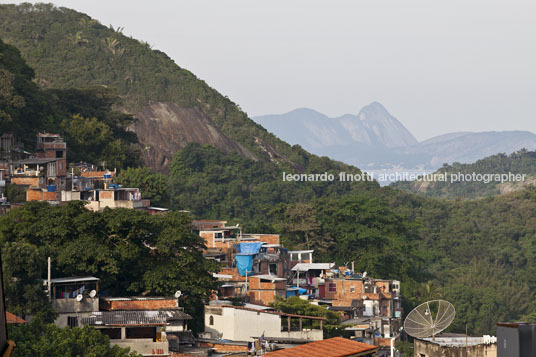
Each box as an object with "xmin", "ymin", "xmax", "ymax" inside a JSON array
[{"xmin": 121, "ymin": 327, "xmax": 126, "ymax": 340}]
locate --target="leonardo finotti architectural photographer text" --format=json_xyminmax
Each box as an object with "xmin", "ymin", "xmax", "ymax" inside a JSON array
[{"xmin": 282, "ymin": 171, "xmax": 527, "ymax": 183}]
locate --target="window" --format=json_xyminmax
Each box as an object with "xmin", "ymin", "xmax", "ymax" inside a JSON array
[
  {"xmin": 56, "ymin": 151, "xmax": 63, "ymax": 158},
  {"xmin": 269, "ymin": 263, "xmax": 278, "ymax": 275},
  {"xmin": 209, "ymin": 316, "xmax": 214, "ymax": 326},
  {"xmin": 350, "ymin": 286, "xmax": 355, "ymax": 293},
  {"xmin": 214, "ymin": 232, "xmax": 223, "ymax": 239},
  {"xmin": 67, "ymin": 316, "xmax": 78, "ymax": 328},
  {"xmin": 328, "ymin": 283, "xmax": 337, "ymax": 292}
]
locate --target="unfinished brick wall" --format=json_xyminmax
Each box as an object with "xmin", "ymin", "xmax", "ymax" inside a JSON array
[
  {"xmin": 254, "ymin": 234, "xmax": 280, "ymax": 245},
  {"xmin": 323, "ymin": 279, "xmax": 365, "ymax": 302},
  {"xmin": 248, "ymin": 278, "xmax": 285, "ymax": 305},
  {"xmin": 100, "ymin": 299, "xmax": 177, "ymax": 311},
  {"xmin": 26, "ymin": 189, "xmax": 42, "ymax": 201},
  {"xmin": 12, "ymin": 177, "xmax": 39, "ymax": 188},
  {"xmin": 43, "ymin": 191, "xmax": 58, "ymax": 201},
  {"xmin": 99, "ymin": 191, "xmax": 113, "ymax": 200}
]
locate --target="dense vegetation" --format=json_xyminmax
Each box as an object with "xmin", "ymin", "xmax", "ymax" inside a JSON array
[
  {"xmin": 0, "ymin": 37, "xmax": 139, "ymax": 168},
  {"xmin": 168, "ymin": 143, "xmax": 376, "ymax": 222},
  {"xmin": 384, "ymin": 187, "xmax": 536, "ymax": 334},
  {"xmin": 392, "ymin": 149, "xmax": 536, "ymax": 199},
  {"xmin": 8, "ymin": 318, "xmax": 141, "ymax": 356},
  {"xmin": 0, "ymin": 201, "xmax": 219, "ymax": 331},
  {"xmin": 271, "ymin": 296, "xmax": 346, "ymax": 338}
]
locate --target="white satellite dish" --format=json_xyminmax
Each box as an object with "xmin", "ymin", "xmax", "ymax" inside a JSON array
[
  {"xmin": 174, "ymin": 290, "xmax": 182, "ymax": 299},
  {"xmin": 76, "ymin": 294, "xmax": 83, "ymax": 302},
  {"xmin": 89, "ymin": 290, "xmax": 97, "ymax": 298},
  {"xmin": 404, "ymin": 300, "xmax": 456, "ymax": 338},
  {"xmin": 362, "ymin": 295, "xmax": 367, "ymax": 300},
  {"xmin": 363, "ymin": 271, "xmax": 367, "ymax": 278}
]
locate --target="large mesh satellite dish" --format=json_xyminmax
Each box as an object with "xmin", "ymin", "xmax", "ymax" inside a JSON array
[{"xmin": 404, "ymin": 300, "xmax": 455, "ymax": 338}]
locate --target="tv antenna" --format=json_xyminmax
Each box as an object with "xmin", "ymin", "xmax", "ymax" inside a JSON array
[
  {"xmin": 174, "ymin": 290, "xmax": 182, "ymax": 299},
  {"xmin": 404, "ymin": 300, "xmax": 455, "ymax": 339}
]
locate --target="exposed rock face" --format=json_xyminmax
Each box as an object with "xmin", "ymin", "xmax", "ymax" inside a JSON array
[{"xmin": 131, "ymin": 102, "xmax": 257, "ymax": 172}]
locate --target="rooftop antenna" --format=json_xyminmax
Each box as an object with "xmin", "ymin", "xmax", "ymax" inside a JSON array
[
  {"xmin": 404, "ymin": 300, "xmax": 456, "ymax": 340},
  {"xmin": 175, "ymin": 290, "xmax": 182, "ymax": 308}
]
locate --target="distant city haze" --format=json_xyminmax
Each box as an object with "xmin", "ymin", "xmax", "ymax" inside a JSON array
[{"xmin": 1, "ymin": 0, "xmax": 535, "ymax": 140}]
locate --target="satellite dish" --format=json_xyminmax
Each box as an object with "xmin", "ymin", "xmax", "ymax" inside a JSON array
[
  {"xmin": 362, "ymin": 295, "xmax": 367, "ymax": 300},
  {"xmin": 76, "ymin": 294, "xmax": 83, "ymax": 302},
  {"xmin": 89, "ymin": 290, "xmax": 97, "ymax": 298},
  {"xmin": 174, "ymin": 290, "xmax": 182, "ymax": 299},
  {"xmin": 363, "ymin": 271, "xmax": 367, "ymax": 278},
  {"xmin": 404, "ymin": 300, "xmax": 456, "ymax": 338}
]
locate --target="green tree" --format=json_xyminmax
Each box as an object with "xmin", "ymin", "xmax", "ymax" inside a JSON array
[
  {"xmin": 1, "ymin": 241, "xmax": 56, "ymax": 322},
  {"xmin": 270, "ymin": 296, "xmax": 344, "ymax": 338},
  {"xmin": 8, "ymin": 318, "xmax": 141, "ymax": 356},
  {"xmin": 0, "ymin": 202, "xmax": 219, "ymax": 331},
  {"xmin": 116, "ymin": 167, "xmax": 169, "ymax": 207}
]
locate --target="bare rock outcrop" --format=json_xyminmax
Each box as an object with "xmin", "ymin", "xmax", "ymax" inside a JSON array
[{"xmin": 131, "ymin": 102, "xmax": 256, "ymax": 172}]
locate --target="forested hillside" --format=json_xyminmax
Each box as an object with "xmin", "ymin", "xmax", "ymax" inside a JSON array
[
  {"xmin": 0, "ymin": 37, "xmax": 139, "ymax": 168},
  {"xmin": 0, "ymin": 2, "xmax": 345, "ymax": 172},
  {"xmin": 392, "ymin": 149, "xmax": 536, "ymax": 199}
]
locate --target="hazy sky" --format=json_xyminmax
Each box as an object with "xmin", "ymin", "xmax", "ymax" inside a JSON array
[{"xmin": 2, "ymin": 0, "xmax": 535, "ymax": 140}]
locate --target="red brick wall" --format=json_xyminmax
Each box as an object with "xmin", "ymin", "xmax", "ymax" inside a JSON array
[
  {"xmin": 12, "ymin": 177, "xmax": 39, "ymax": 188},
  {"xmin": 255, "ymin": 234, "xmax": 280, "ymax": 245},
  {"xmin": 197, "ymin": 342, "xmax": 248, "ymax": 352},
  {"xmin": 100, "ymin": 299, "xmax": 177, "ymax": 311},
  {"xmin": 100, "ymin": 191, "xmax": 113, "ymax": 199},
  {"xmin": 26, "ymin": 190, "xmax": 42, "ymax": 201},
  {"xmin": 218, "ymin": 267, "xmax": 246, "ymax": 282},
  {"xmin": 43, "ymin": 191, "xmax": 58, "ymax": 201},
  {"xmin": 324, "ymin": 279, "xmax": 364, "ymax": 302}
]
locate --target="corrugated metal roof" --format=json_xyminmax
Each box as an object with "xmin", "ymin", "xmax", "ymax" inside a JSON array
[
  {"xmin": 12, "ymin": 158, "xmax": 57, "ymax": 165},
  {"xmin": 250, "ymin": 274, "xmax": 286, "ymax": 281},
  {"xmin": 82, "ymin": 310, "xmax": 191, "ymax": 326},
  {"xmin": 266, "ymin": 337, "xmax": 377, "ymax": 357},
  {"xmin": 291, "ymin": 263, "xmax": 334, "ymax": 272},
  {"xmin": 47, "ymin": 276, "xmax": 100, "ymax": 284}
]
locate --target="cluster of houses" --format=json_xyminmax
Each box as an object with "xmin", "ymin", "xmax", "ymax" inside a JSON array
[
  {"xmin": 0, "ymin": 133, "xmax": 403, "ymax": 356},
  {"xmin": 197, "ymin": 219, "xmax": 403, "ymax": 351},
  {"xmin": 0, "ymin": 133, "xmax": 161, "ymax": 213}
]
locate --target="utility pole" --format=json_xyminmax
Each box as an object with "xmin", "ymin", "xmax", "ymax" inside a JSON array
[
  {"xmin": 47, "ymin": 257, "xmax": 51, "ymax": 301},
  {"xmin": 466, "ymin": 323, "xmax": 468, "ymax": 357}
]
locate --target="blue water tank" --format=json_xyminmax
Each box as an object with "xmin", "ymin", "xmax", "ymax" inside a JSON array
[{"xmin": 47, "ymin": 185, "xmax": 57, "ymax": 192}]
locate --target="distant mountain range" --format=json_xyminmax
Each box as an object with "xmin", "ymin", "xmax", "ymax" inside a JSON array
[{"xmin": 254, "ymin": 102, "xmax": 536, "ymax": 171}]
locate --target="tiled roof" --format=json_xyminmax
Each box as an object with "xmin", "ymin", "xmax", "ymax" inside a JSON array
[
  {"xmin": 266, "ymin": 337, "xmax": 377, "ymax": 357},
  {"xmin": 6, "ymin": 311, "xmax": 26, "ymax": 324},
  {"xmin": 81, "ymin": 310, "xmax": 191, "ymax": 326}
]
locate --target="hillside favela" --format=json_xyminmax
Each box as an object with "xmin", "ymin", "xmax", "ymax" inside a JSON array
[{"xmin": 0, "ymin": 1, "xmax": 535, "ymax": 357}]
